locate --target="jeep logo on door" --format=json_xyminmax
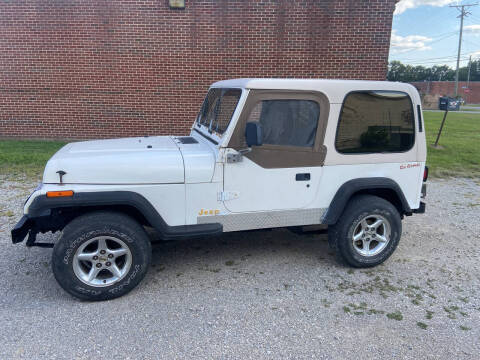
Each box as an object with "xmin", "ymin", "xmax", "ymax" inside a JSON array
[{"xmin": 198, "ymin": 209, "xmax": 220, "ymax": 216}]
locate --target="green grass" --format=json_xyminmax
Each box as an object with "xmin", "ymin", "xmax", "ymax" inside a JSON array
[
  {"xmin": 0, "ymin": 139, "xmax": 67, "ymax": 179},
  {"xmin": 459, "ymin": 107, "xmax": 480, "ymax": 112},
  {"xmin": 424, "ymin": 111, "xmax": 480, "ymax": 178},
  {"xmin": 0, "ymin": 111, "xmax": 479, "ymax": 179}
]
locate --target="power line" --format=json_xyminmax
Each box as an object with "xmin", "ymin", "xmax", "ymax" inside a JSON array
[
  {"xmin": 395, "ymin": 52, "xmax": 471, "ymax": 62},
  {"xmin": 463, "ymin": 37, "xmax": 480, "ymax": 48},
  {"xmin": 450, "ymin": 3, "xmax": 478, "ymax": 96},
  {"xmin": 422, "ymin": 30, "xmax": 461, "ymax": 40},
  {"xmin": 391, "ymin": 32, "xmax": 458, "ymax": 57},
  {"xmin": 467, "ymin": 13, "xmax": 480, "ymax": 22},
  {"xmin": 399, "ymin": 57, "xmax": 470, "ymax": 66}
]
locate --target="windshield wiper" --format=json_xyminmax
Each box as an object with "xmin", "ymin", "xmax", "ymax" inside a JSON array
[{"xmin": 194, "ymin": 128, "xmax": 218, "ymax": 145}]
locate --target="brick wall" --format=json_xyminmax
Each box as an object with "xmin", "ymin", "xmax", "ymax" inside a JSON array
[
  {"xmin": 411, "ymin": 81, "xmax": 480, "ymax": 108},
  {"xmin": 1, "ymin": 0, "xmax": 397, "ymax": 140}
]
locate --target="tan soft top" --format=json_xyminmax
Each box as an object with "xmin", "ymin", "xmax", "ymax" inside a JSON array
[{"xmin": 211, "ymin": 78, "xmax": 418, "ymax": 104}]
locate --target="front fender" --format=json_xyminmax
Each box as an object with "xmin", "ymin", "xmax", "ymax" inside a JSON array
[{"xmin": 15, "ymin": 191, "xmax": 222, "ymax": 244}]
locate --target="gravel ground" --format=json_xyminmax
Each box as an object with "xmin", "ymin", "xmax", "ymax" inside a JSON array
[{"xmin": 1, "ymin": 177, "xmax": 479, "ymax": 359}]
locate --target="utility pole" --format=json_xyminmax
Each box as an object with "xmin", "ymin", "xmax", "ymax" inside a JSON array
[{"xmin": 450, "ymin": 3, "xmax": 478, "ymax": 97}]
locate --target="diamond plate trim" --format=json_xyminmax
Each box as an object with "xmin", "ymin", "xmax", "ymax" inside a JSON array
[{"xmin": 197, "ymin": 208, "xmax": 327, "ymax": 232}]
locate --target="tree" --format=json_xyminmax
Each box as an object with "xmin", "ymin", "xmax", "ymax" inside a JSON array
[{"xmin": 386, "ymin": 61, "xmax": 473, "ymax": 82}]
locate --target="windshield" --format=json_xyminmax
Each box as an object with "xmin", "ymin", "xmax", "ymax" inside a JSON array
[{"xmin": 196, "ymin": 88, "xmax": 242, "ymax": 135}]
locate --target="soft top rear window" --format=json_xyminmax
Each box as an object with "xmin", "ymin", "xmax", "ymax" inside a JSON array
[
  {"xmin": 196, "ymin": 88, "xmax": 242, "ymax": 135},
  {"xmin": 335, "ymin": 90, "xmax": 415, "ymax": 154}
]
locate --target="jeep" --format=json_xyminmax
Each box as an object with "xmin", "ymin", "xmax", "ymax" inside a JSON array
[{"xmin": 11, "ymin": 79, "xmax": 427, "ymax": 301}]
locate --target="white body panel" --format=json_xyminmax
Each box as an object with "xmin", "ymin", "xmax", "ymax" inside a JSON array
[
  {"xmin": 30, "ymin": 79, "xmax": 427, "ymax": 232},
  {"xmin": 223, "ymin": 155, "xmax": 323, "ymax": 212},
  {"xmin": 318, "ymin": 163, "xmax": 424, "ymax": 210},
  {"xmin": 43, "ymin": 137, "xmax": 184, "ymax": 185},
  {"xmin": 174, "ymin": 137, "xmax": 216, "ymax": 184}
]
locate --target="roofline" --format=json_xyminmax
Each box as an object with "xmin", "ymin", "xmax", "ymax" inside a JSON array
[{"xmin": 210, "ymin": 78, "xmax": 413, "ymax": 89}]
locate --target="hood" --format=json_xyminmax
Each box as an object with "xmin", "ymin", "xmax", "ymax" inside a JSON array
[{"xmin": 43, "ymin": 136, "xmax": 185, "ymax": 184}]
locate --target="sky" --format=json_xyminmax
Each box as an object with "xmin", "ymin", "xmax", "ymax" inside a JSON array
[{"xmin": 390, "ymin": 0, "xmax": 480, "ymax": 68}]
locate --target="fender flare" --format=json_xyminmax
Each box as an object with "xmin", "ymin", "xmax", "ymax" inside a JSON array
[
  {"xmin": 322, "ymin": 177, "xmax": 411, "ymax": 225},
  {"xmin": 25, "ymin": 191, "xmax": 222, "ymax": 241}
]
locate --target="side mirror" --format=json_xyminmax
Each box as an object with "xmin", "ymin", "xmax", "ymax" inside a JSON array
[{"xmin": 245, "ymin": 122, "xmax": 263, "ymax": 147}]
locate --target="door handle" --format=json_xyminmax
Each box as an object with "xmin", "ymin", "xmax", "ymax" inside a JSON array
[{"xmin": 295, "ymin": 173, "xmax": 310, "ymax": 181}]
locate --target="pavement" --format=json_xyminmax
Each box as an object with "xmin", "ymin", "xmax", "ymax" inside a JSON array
[{"xmin": 1, "ymin": 177, "xmax": 479, "ymax": 359}]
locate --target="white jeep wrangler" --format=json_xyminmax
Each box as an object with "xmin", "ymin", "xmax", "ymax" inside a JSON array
[{"xmin": 12, "ymin": 79, "xmax": 427, "ymax": 301}]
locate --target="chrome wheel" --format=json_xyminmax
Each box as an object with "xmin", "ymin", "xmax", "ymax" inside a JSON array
[
  {"xmin": 352, "ymin": 215, "xmax": 390, "ymax": 257},
  {"xmin": 73, "ymin": 236, "xmax": 132, "ymax": 287}
]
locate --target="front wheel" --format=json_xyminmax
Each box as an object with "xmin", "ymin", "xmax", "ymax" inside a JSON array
[
  {"xmin": 52, "ymin": 211, "xmax": 151, "ymax": 301},
  {"xmin": 329, "ymin": 195, "xmax": 402, "ymax": 268}
]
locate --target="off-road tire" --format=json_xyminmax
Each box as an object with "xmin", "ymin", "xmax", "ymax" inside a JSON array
[
  {"xmin": 329, "ymin": 195, "xmax": 402, "ymax": 268},
  {"xmin": 52, "ymin": 211, "xmax": 151, "ymax": 301}
]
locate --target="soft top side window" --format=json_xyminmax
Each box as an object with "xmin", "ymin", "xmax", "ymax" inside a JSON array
[
  {"xmin": 335, "ymin": 91, "xmax": 415, "ymax": 154},
  {"xmin": 246, "ymin": 99, "xmax": 320, "ymax": 148}
]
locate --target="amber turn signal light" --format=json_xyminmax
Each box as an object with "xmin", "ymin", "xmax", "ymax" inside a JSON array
[{"xmin": 46, "ymin": 190, "xmax": 74, "ymax": 198}]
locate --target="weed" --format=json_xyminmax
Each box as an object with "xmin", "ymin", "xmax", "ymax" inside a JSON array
[
  {"xmin": 386, "ymin": 311, "xmax": 403, "ymax": 321},
  {"xmin": 321, "ymin": 299, "xmax": 332, "ymax": 308},
  {"xmin": 367, "ymin": 309, "xmax": 385, "ymax": 315},
  {"xmin": 417, "ymin": 322, "xmax": 428, "ymax": 330},
  {"xmin": 348, "ymin": 302, "xmax": 368, "ymax": 310}
]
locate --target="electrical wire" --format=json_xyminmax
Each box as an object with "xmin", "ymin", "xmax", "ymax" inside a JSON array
[
  {"xmin": 394, "ymin": 52, "xmax": 471, "ymax": 62},
  {"xmin": 390, "ymin": 32, "xmax": 458, "ymax": 57}
]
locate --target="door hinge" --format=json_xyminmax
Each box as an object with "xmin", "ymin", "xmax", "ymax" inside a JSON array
[
  {"xmin": 226, "ymin": 152, "xmax": 242, "ymax": 163},
  {"xmin": 218, "ymin": 191, "xmax": 240, "ymax": 201}
]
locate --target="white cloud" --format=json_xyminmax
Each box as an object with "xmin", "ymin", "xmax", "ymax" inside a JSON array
[
  {"xmin": 390, "ymin": 30, "xmax": 433, "ymax": 53},
  {"xmin": 464, "ymin": 24, "xmax": 480, "ymax": 35},
  {"xmin": 395, "ymin": 0, "xmax": 459, "ymax": 15},
  {"xmin": 471, "ymin": 50, "xmax": 480, "ymax": 58}
]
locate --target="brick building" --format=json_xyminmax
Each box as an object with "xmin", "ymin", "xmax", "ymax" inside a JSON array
[
  {"xmin": 411, "ymin": 81, "xmax": 480, "ymax": 108},
  {"xmin": 1, "ymin": 0, "xmax": 397, "ymax": 140}
]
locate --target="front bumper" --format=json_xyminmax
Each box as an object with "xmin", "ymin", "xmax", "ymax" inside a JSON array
[
  {"xmin": 11, "ymin": 215, "xmax": 32, "ymax": 244},
  {"xmin": 11, "ymin": 215, "xmax": 54, "ymax": 248}
]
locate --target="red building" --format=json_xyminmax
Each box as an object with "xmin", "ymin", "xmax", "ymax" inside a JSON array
[
  {"xmin": 410, "ymin": 81, "xmax": 480, "ymax": 108},
  {"xmin": 1, "ymin": 0, "xmax": 397, "ymax": 139}
]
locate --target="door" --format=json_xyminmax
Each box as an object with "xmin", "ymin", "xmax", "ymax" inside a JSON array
[{"xmin": 223, "ymin": 90, "xmax": 330, "ymax": 213}]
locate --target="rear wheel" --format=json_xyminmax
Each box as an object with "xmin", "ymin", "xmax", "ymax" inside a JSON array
[
  {"xmin": 329, "ymin": 195, "xmax": 402, "ymax": 268},
  {"xmin": 52, "ymin": 211, "xmax": 151, "ymax": 301}
]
